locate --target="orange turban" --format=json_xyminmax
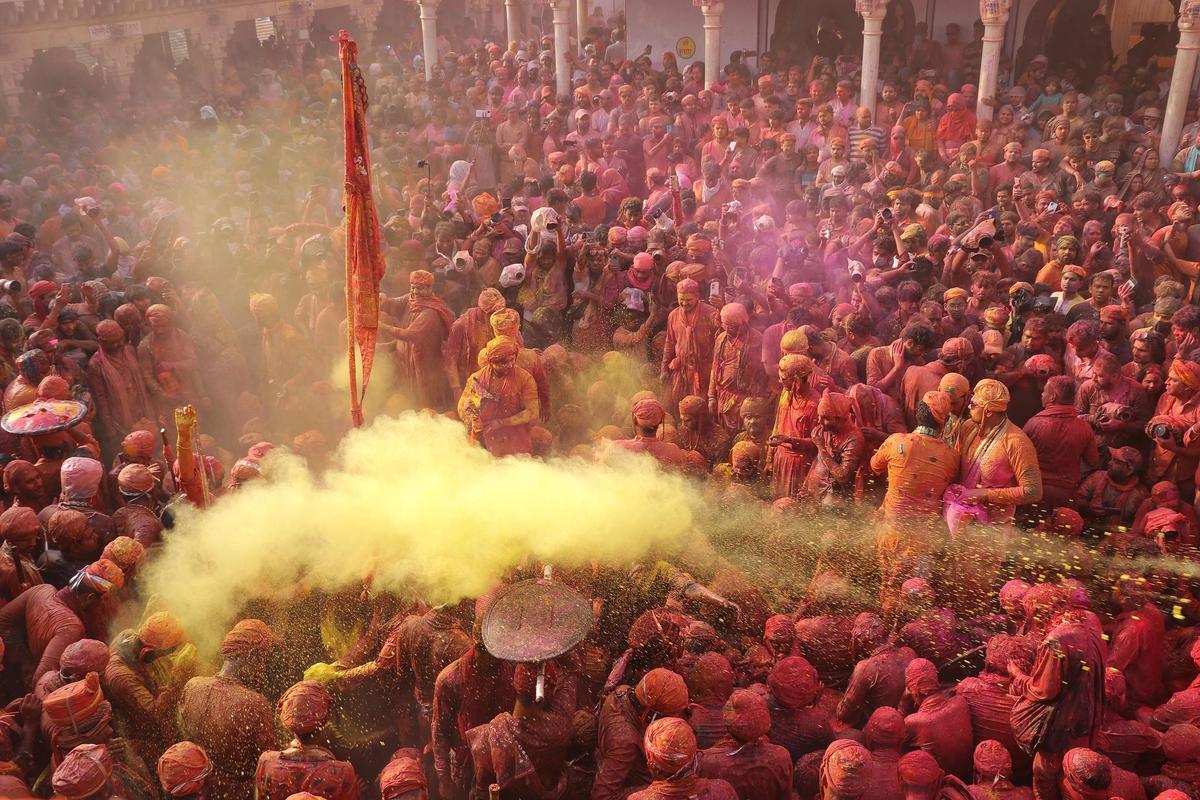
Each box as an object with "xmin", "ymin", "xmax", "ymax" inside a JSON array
[
  {"xmin": 922, "ymin": 390, "xmax": 951, "ymax": 424},
  {"xmin": 248, "ymin": 293, "xmax": 278, "ymax": 317},
  {"xmin": 76, "ymin": 559, "xmax": 124, "ymax": 593},
  {"xmin": 101, "ymin": 536, "xmax": 144, "ymax": 571},
  {"xmin": 1170, "ymin": 359, "xmax": 1200, "ymax": 391},
  {"xmin": 121, "ymin": 430, "xmax": 156, "ymax": 460},
  {"xmin": 730, "ymin": 440, "xmax": 761, "ymax": 467},
  {"xmin": 145, "ymin": 304, "xmax": 173, "ymax": 324},
  {"xmin": 632, "ymin": 397, "xmax": 665, "ymax": 426},
  {"xmin": 52, "ymin": 744, "xmax": 112, "ymax": 799},
  {"xmin": 157, "ymin": 741, "xmax": 211, "ymax": 797},
  {"xmin": 943, "ymin": 287, "xmax": 968, "ymax": 302},
  {"xmin": 643, "ymin": 717, "xmax": 697, "ymax": 779},
  {"xmin": 37, "ymin": 375, "xmax": 69, "ymax": 400},
  {"xmin": 679, "ymin": 395, "xmax": 706, "ymax": 415},
  {"xmin": 278, "ymin": 680, "xmax": 331, "ymax": 735},
  {"xmin": 472, "ymin": 191, "xmax": 499, "ymax": 218},
  {"xmin": 972, "ymin": 378, "xmax": 1010, "ymax": 413},
  {"xmin": 484, "ymin": 337, "xmax": 520, "ymax": 363},
  {"xmin": 139, "ymin": 612, "xmax": 185, "ymax": 651},
  {"xmin": 635, "ymin": 668, "xmax": 689, "ymax": 715},
  {"xmin": 220, "ymin": 619, "xmax": 276, "ymax": 657},
  {"xmin": 409, "ymin": 270, "xmax": 434, "ymax": 288}
]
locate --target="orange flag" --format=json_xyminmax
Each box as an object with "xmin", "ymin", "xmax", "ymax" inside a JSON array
[{"xmin": 334, "ymin": 30, "xmax": 385, "ymax": 427}]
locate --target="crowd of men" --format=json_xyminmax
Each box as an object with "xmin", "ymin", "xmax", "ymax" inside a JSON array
[{"xmin": 1, "ymin": 4, "xmax": 1200, "ymax": 800}]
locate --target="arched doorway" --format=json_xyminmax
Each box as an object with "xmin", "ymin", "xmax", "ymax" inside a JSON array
[
  {"xmin": 25, "ymin": 47, "xmax": 99, "ymax": 98},
  {"xmin": 1015, "ymin": 0, "xmax": 1100, "ymax": 77}
]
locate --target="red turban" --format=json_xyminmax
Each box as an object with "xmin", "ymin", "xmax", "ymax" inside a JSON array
[
  {"xmin": 898, "ymin": 750, "xmax": 943, "ymax": 787},
  {"xmin": 723, "ymin": 689, "xmax": 770, "ymax": 742},
  {"xmin": 763, "ymin": 614, "xmax": 794, "ymax": 644},
  {"xmin": 157, "ymin": 741, "xmax": 211, "ymax": 797},
  {"xmin": 60, "ymin": 639, "xmax": 110, "ymax": 677},
  {"xmin": 1062, "ymin": 748, "xmax": 1112, "ymax": 794},
  {"xmin": 768, "ymin": 656, "xmax": 821, "ymax": 709},
  {"xmin": 643, "ymin": 717, "xmax": 698, "ymax": 779},
  {"xmin": 220, "ymin": 619, "xmax": 276, "ymax": 658},
  {"xmin": 628, "ymin": 609, "xmax": 681, "ymax": 650},
  {"xmin": 720, "ymin": 302, "xmax": 749, "ymax": 326},
  {"xmin": 2, "ymin": 460, "xmax": 38, "ymax": 495},
  {"xmin": 379, "ymin": 747, "xmax": 426, "ymax": 799},
  {"xmin": 635, "ymin": 668, "xmax": 689, "ymax": 715},
  {"xmin": 47, "ymin": 510, "xmax": 88, "ymax": 551},
  {"xmin": 1046, "ymin": 507, "xmax": 1084, "ymax": 537},
  {"xmin": 905, "ymin": 658, "xmax": 940, "ymax": 696},
  {"xmin": 119, "ymin": 429, "xmax": 154, "ymax": 460},
  {"xmin": 278, "ymin": 680, "xmax": 331, "ymax": 735},
  {"xmin": 60, "ymin": 457, "xmax": 103, "ymax": 500},
  {"xmin": 817, "ymin": 390, "xmax": 853, "ymax": 418},
  {"xmin": 1163, "ymin": 724, "xmax": 1200, "ymax": 762},
  {"xmin": 974, "ymin": 739, "xmax": 1012, "ymax": 781},
  {"xmin": 409, "ymin": 269, "xmax": 434, "ymax": 288},
  {"xmin": 1104, "ymin": 668, "xmax": 1127, "ymax": 708},
  {"xmin": 820, "ymin": 740, "xmax": 872, "ymax": 798},
  {"xmin": 0, "ymin": 505, "xmax": 38, "ymax": 541},
  {"xmin": 632, "ymin": 397, "xmax": 665, "ymax": 426},
  {"xmin": 682, "ymin": 621, "xmax": 717, "ymax": 646},
  {"xmin": 117, "ymin": 464, "xmax": 157, "ymax": 495},
  {"xmin": 999, "ymin": 579, "xmax": 1031, "ymax": 613},
  {"xmin": 685, "ymin": 653, "xmax": 733, "ymax": 706},
  {"xmin": 864, "ymin": 707, "xmax": 905, "ymax": 748},
  {"xmin": 1022, "ymin": 583, "xmax": 1067, "ymax": 620},
  {"xmin": 52, "ymin": 743, "xmax": 112, "ymax": 799},
  {"xmin": 900, "ymin": 577, "xmax": 935, "ymax": 608}
]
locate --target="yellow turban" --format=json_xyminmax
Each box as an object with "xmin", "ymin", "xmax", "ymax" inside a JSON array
[
  {"xmin": 780, "ymin": 329, "xmax": 809, "ymax": 355},
  {"xmin": 972, "ymin": 378, "xmax": 1011, "ymax": 413}
]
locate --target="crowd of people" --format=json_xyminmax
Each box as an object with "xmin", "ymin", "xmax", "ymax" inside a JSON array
[{"xmin": 0, "ymin": 4, "xmax": 1200, "ymax": 800}]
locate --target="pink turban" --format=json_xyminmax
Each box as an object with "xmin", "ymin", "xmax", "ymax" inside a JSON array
[
  {"xmin": 720, "ymin": 302, "xmax": 749, "ymax": 326},
  {"xmin": 60, "ymin": 457, "xmax": 103, "ymax": 500}
]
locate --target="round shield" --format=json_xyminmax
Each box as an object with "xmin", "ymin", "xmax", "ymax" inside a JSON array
[
  {"xmin": 481, "ymin": 579, "xmax": 592, "ymax": 663},
  {"xmin": 1, "ymin": 399, "xmax": 87, "ymax": 435}
]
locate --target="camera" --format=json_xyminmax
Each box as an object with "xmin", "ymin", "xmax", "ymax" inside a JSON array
[
  {"xmin": 1150, "ymin": 422, "xmax": 1174, "ymax": 440},
  {"xmin": 880, "ymin": 208, "xmax": 893, "ymax": 221},
  {"xmin": 0, "ymin": 280, "xmax": 19, "ymax": 293},
  {"xmin": 416, "ymin": 159, "xmax": 430, "ymax": 168},
  {"xmin": 1046, "ymin": 201, "xmax": 1060, "ymax": 213},
  {"xmin": 847, "ymin": 260, "xmax": 866, "ymax": 282}
]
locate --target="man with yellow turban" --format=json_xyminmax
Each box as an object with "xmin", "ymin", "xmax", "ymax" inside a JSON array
[
  {"xmin": 1152, "ymin": 359, "xmax": 1200, "ymax": 496},
  {"xmin": 457, "ymin": 337, "xmax": 540, "ymax": 457},
  {"xmin": 386, "ymin": 269, "xmax": 455, "ymax": 410},
  {"xmin": 949, "ymin": 378, "xmax": 1042, "ymax": 614},
  {"xmin": 870, "ymin": 391, "xmax": 961, "ymax": 615}
]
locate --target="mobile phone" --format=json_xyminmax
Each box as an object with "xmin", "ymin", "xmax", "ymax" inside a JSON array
[
  {"xmin": 475, "ymin": 109, "xmax": 490, "ymax": 119},
  {"xmin": 501, "ymin": 198, "xmax": 512, "ymax": 209}
]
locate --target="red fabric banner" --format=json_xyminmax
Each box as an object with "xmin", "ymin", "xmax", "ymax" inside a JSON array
[{"xmin": 334, "ymin": 29, "xmax": 385, "ymax": 427}]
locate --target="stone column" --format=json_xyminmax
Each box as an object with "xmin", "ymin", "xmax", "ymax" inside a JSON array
[
  {"xmin": 576, "ymin": 0, "xmax": 587, "ymax": 53},
  {"xmin": 418, "ymin": 0, "xmax": 439, "ymax": 81},
  {"xmin": 0, "ymin": 56, "xmax": 32, "ymax": 117},
  {"xmin": 856, "ymin": 0, "xmax": 888, "ymax": 118},
  {"xmin": 552, "ymin": 0, "xmax": 571, "ymax": 96},
  {"xmin": 976, "ymin": 0, "xmax": 1010, "ymax": 122},
  {"xmin": 698, "ymin": 1, "xmax": 724, "ymax": 90},
  {"xmin": 350, "ymin": 0, "xmax": 384, "ymax": 48},
  {"xmin": 505, "ymin": 0, "xmax": 520, "ymax": 48},
  {"xmin": 1161, "ymin": 0, "xmax": 1200, "ymax": 163},
  {"xmin": 192, "ymin": 19, "xmax": 236, "ymax": 89}
]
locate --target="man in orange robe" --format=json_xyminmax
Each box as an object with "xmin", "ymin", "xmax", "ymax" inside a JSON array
[
  {"xmin": 387, "ymin": 269, "xmax": 454, "ymax": 411},
  {"xmin": 660, "ymin": 278, "xmax": 719, "ymax": 418},
  {"xmin": 767, "ymin": 354, "xmax": 818, "ymax": 500},
  {"xmin": 708, "ymin": 303, "xmax": 767, "ymax": 433},
  {"xmin": 458, "ymin": 338, "xmax": 541, "ymax": 457},
  {"xmin": 445, "ymin": 288, "xmax": 506, "ymax": 398}
]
